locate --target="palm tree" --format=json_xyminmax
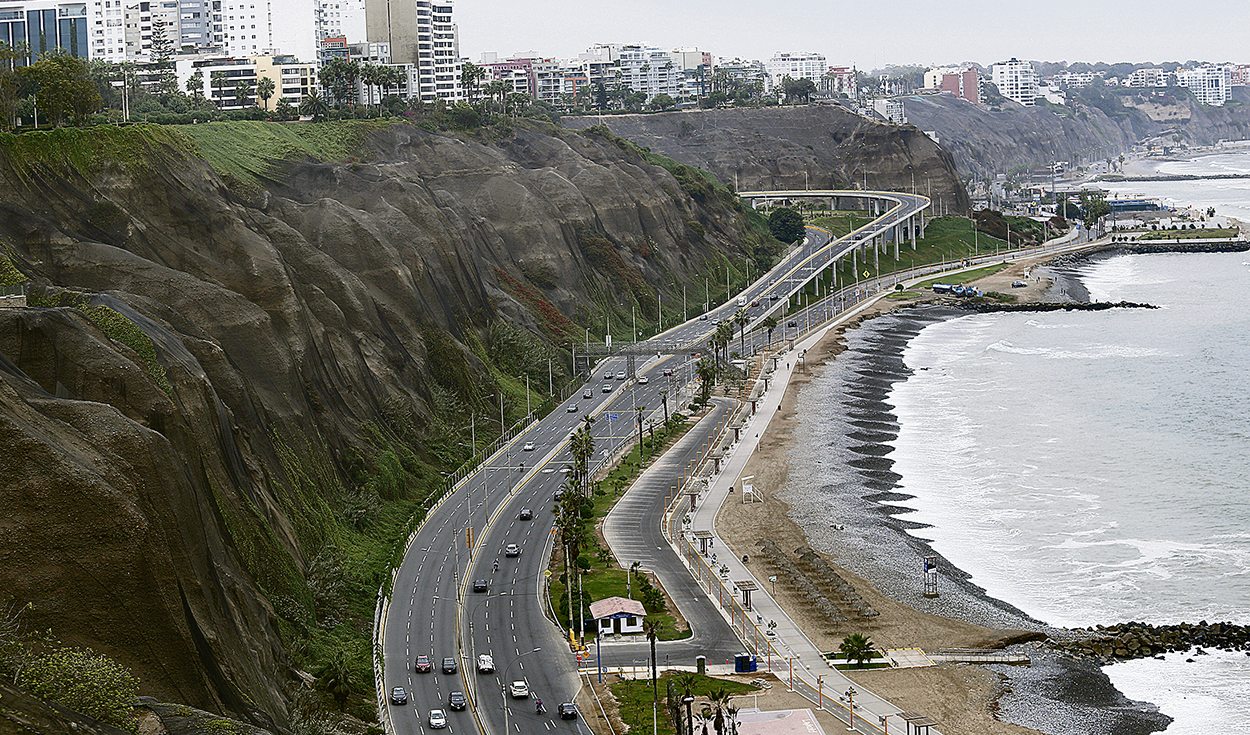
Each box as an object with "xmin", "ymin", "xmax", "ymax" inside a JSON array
[
  {"xmin": 642, "ymin": 616, "xmax": 664, "ymax": 703},
  {"xmin": 695, "ymin": 358, "xmax": 715, "ymax": 406},
  {"xmin": 460, "ymin": 62, "xmax": 487, "ymax": 107},
  {"xmin": 256, "ymin": 75, "xmax": 275, "ymax": 109},
  {"xmin": 185, "ymin": 70, "xmax": 204, "ymax": 98},
  {"xmin": 839, "ymin": 632, "xmax": 876, "ymax": 667},
  {"xmin": 299, "ymin": 89, "xmax": 328, "ymax": 121},
  {"xmin": 715, "ymin": 321, "xmax": 734, "ymax": 366},
  {"xmin": 659, "ymin": 388, "xmax": 669, "ymax": 427},
  {"xmin": 209, "ymin": 70, "xmax": 226, "ymax": 107},
  {"xmin": 733, "ymin": 309, "xmax": 749, "ymax": 358},
  {"xmin": 762, "ymin": 314, "xmax": 778, "ymax": 348},
  {"xmin": 635, "ymin": 404, "xmax": 647, "ymax": 465},
  {"xmin": 233, "ymin": 78, "xmax": 253, "ymax": 108}
]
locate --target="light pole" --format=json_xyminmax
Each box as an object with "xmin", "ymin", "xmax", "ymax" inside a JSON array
[
  {"xmin": 817, "ymin": 674, "xmax": 825, "ymax": 710},
  {"xmin": 503, "ymin": 648, "xmax": 541, "ymax": 734},
  {"xmin": 786, "ymin": 656, "xmax": 796, "ymax": 691},
  {"xmin": 845, "ymin": 686, "xmax": 857, "ymax": 730},
  {"xmin": 466, "ymin": 591, "xmax": 511, "ymax": 701}
]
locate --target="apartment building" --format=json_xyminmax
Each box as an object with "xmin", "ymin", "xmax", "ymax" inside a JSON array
[
  {"xmin": 924, "ymin": 65, "xmax": 978, "ymax": 104},
  {"xmin": 991, "ymin": 57, "xmax": 1037, "ymax": 106},
  {"xmin": 872, "ymin": 97, "xmax": 905, "ymax": 124},
  {"xmin": 364, "ymin": 0, "xmax": 457, "ymax": 102},
  {"xmin": 176, "ymin": 52, "xmax": 313, "ymax": 108},
  {"xmin": 1177, "ymin": 66, "xmax": 1229, "ymax": 106},
  {"xmin": 765, "ymin": 50, "xmax": 826, "ymax": 85}
]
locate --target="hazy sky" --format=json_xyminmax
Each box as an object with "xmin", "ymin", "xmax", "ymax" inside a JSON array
[{"xmin": 456, "ymin": 0, "xmax": 1249, "ymax": 71}]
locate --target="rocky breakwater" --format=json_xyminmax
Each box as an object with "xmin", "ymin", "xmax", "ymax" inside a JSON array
[
  {"xmin": 960, "ymin": 300, "xmax": 1159, "ymax": 313},
  {"xmin": 1054, "ymin": 620, "xmax": 1250, "ymax": 665}
]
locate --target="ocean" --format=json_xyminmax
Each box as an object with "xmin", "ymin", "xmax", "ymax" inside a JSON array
[{"xmin": 785, "ymin": 152, "xmax": 1250, "ymax": 734}]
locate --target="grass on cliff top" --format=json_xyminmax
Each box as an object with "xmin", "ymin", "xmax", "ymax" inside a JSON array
[
  {"xmin": 177, "ymin": 120, "xmax": 393, "ymax": 189},
  {"xmin": 0, "ymin": 124, "xmax": 196, "ymax": 182},
  {"xmin": 610, "ymin": 672, "xmax": 757, "ymax": 735}
]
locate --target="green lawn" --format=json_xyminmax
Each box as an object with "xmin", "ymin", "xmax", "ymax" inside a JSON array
[
  {"xmin": 609, "ymin": 672, "xmax": 759, "ymax": 735},
  {"xmin": 809, "ymin": 212, "xmax": 876, "ymax": 239},
  {"xmin": 1136, "ymin": 227, "xmax": 1240, "ymax": 240},
  {"xmin": 914, "ymin": 263, "xmax": 1008, "ymax": 290}
]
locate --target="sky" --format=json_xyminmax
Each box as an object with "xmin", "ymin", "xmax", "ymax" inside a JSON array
[{"xmin": 455, "ymin": 0, "xmax": 1250, "ymax": 71}]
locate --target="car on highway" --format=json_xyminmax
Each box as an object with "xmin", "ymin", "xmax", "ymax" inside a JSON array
[
  {"xmin": 662, "ymin": 368, "xmax": 673, "ymax": 376},
  {"xmin": 583, "ymin": 389, "xmax": 594, "ymax": 399},
  {"xmin": 504, "ymin": 543, "xmax": 521, "ymax": 557},
  {"xmin": 427, "ymin": 709, "xmax": 447, "ymax": 729},
  {"xmin": 638, "ymin": 375, "xmax": 649, "ymax": 384},
  {"xmin": 415, "ymin": 655, "xmax": 432, "ymax": 673},
  {"xmin": 448, "ymin": 691, "xmax": 467, "ymax": 711},
  {"xmin": 615, "ymin": 371, "xmax": 627, "ymax": 380},
  {"xmin": 519, "ymin": 508, "xmax": 533, "ymax": 520},
  {"xmin": 473, "ymin": 578, "xmax": 488, "ymax": 592},
  {"xmin": 389, "ymin": 687, "xmax": 407, "ymax": 705},
  {"xmin": 442, "ymin": 656, "xmax": 457, "ymax": 674},
  {"xmin": 787, "ymin": 321, "xmax": 797, "ymax": 328},
  {"xmin": 477, "ymin": 654, "xmax": 495, "ymax": 673},
  {"xmin": 602, "ymin": 384, "xmax": 612, "ymax": 393},
  {"xmin": 523, "ymin": 441, "xmax": 535, "ymax": 451},
  {"xmin": 567, "ymin": 404, "xmax": 579, "ymax": 412},
  {"xmin": 736, "ymin": 297, "xmax": 746, "ymax": 306},
  {"xmin": 558, "ymin": 703, "xmax": 578, "ymax": 720},
  {"xmin": 603, "ymin": 371, "xmax": 613, "ymax": 380},
  {"xmin": 509, "ymin": 681, "xmax": 530, "ymax": 699},
  {"xmin": 698, "ymin": 314, "xmax": 708, "ymax": 320}
]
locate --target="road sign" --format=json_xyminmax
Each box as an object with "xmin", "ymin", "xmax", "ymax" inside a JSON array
[
  {"xmin": 606, "ymin": 412, "xmax": 619, "ymax": 421},
  {"xmin": 863, "ymin": 270, "xmax": 870, "ymax": 277},
  {"xmin": 544, "ymin": 569, "xmax": 553, "ymax": 579}
]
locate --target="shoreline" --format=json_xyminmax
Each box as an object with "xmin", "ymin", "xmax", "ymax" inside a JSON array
[{"xmin": 714, "ymin": 252, "xmax": 1172, "ymax": 735}]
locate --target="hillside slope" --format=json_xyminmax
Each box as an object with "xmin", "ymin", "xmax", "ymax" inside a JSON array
[
  {"xmin": 0, "ymin": 119, "xmax": 764, "ymax": 727},
  {"xmin": 562, "ymin": 106, "xmax": 971, "ymax": 213}
]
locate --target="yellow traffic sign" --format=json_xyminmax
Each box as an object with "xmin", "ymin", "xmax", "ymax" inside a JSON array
[
  {"xmin": 863, "ymin": 270, "xmax": 870, "ymax": 278},
  {"xmin": 543, "ymin": 569, "xmax": 553, "ymax": 579}
]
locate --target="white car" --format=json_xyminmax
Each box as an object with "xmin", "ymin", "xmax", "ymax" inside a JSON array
[
  {"xmin": 638, "ymin": 375, "xmax": 649, "ymax": 384},
  {"xmin": 477, "ymin": 653, "xmax": 496, "ymax": 673},
  {"xmin": 566, "ymin": 404, "xmax": 578, "ymax": 412},
  {"xmin": 505, "ymin": 543, "xmax": 521, "ymax": 557},
  {"xmin": 523, "ymin": 442, "xmax": 535, "ymax": 451},
  {"xmin": 428, "ymin": 709, "xmax": 448, "ymax": 729},
  {"xmin": 509, "ymin": 680, "xmax": 530, "ymax": 699},
  {"xmin": 616, "ymin": 371, "xmax": 627, "ymax": 380},
  {"xmin": 699, "ymin": 314, "xmax": 708, "ymax": 321}
]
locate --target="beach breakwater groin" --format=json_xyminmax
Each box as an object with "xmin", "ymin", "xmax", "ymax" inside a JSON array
[{"xmin": 1055, "ymin": 620, "xmax": 1250, "ymax": 665}]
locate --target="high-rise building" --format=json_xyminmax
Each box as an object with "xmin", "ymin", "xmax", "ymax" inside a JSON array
[
  {"xmin": 1178, "ymin": 66, "xmax": 1230, "ymax": 106},
  {"xmin": 364, "ymin": 0, "xmax": 457, "ymax": 102},
  {"xmin": 925, "ymin": 65, "xmax": 979, "ymax": 104},
  {"xmin": 991, "ymin": 58, "xmax": 1037, "ymax": 106}
]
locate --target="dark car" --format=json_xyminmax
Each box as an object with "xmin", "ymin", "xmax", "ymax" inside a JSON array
[
  {"xmin": 519, "ymin": 508, "xmax": 533, "ymax": 520},
  {"xmin": 787, "ymin": 321, "xmax": 797, "ymax": 328},
  {"xmin": 448, "ymin": 691, "xmax": 467, "ymax": 711},
  {"xmin": 442, "ymin": 656, "xmax": 457, "ymax": 674},
  {"xmin": 558, "ymin": 702, "xmax": 578, "ymax": 720},
  {"xmin": 473, "ymin": 579, "xmax": 488, "ymax": 592},
  {"xmin": 390, "ymin": 687, "xmax": 408, "ymax": 705},
  {"xmin": 662, "ymin": 368, "xmax": 673, "ymax": 376},
  {"xmin": 415, "ymin": 655, "xmax": 432, "ymax": 673}
]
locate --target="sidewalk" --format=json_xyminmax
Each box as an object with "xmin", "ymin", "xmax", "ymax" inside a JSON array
[{"xmin": 673, "ymin": 298, "xmax": 939, "ymax": 735}]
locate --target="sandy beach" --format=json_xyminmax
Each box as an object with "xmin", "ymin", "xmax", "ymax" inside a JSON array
[{"xmin": 712, "ymin": 255, "xmax": 1093, "ymax": 735}]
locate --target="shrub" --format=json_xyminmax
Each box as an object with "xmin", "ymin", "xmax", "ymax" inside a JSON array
[{"xmin": 18, "ymin": 646, "xmax": 140, "ymax": 732}]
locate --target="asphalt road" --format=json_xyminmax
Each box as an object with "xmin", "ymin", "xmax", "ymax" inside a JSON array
[{"xmin": 381, "ymin": 192, "xmax": 930, "ymax": 735}]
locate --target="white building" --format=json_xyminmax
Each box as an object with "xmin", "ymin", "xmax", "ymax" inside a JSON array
[
  {"xmin": 1127, "ymin": 68, "xmax": 1169, "ymax": 88},
  {"xmin": 175, "ymin": 52, "xmax": 315, "ymax": 109},
  {"xmin": 315, "ymin": 0, "xmax": 363, "ymax": 43},
  {"xmin": 1178, "ymin": 66, "xmax": 1229, "ymax": 106},
  {"xmin": 872, "ymin": 97, "xmax": 905, "ymax": 124},
  {"xmin": 991, "ymin": 57, "xmax": 1037, "ymax": 106},
  {"xmin": 765, "ymin": 51, "xmax": 826, "ymax": 86}
]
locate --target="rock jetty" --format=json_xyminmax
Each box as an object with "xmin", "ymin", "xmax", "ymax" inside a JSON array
[
  {"xmin": 961, "ymin": 301, "xmax": 1159, "ymax": 314},
  {"xmin": 1054, "ymin": 620, "xmax": 1250, "ymax": 665}
]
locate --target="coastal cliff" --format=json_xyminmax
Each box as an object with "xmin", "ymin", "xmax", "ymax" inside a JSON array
[
  {"xmin": 0, "ymin": 119, "xmax": 769, "ymax": 727},
  {"xmin": 562, "ymin": 106, "xmax": 971, "ymax": 213}
]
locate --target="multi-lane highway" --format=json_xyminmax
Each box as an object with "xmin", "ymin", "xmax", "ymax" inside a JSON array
[{"xmin": 379, "ymin": 191, "xmax": 930, "ymax": 735}]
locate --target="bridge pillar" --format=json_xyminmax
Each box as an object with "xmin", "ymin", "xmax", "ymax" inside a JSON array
[
  {"xmin": 894, "ymin": 225, "xmax": 900, "ymax": 260},
  {"xmin": 852, "ymin": 246, "xmax": 857, "ymax": 275},
  {"xmin": 874, "ymin": 240, "xmax": 879, "ymax": 271}
]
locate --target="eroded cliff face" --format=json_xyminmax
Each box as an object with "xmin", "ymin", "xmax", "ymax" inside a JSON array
[
  {"xmin": 0, "ymin": 121, "xmax": 758, "ymax": 726},
  {"xmin": 900, "ymin": 88, "xmax": 1250, "ymax": 179},
  {"xmin": 562, "ymin": 106, "xmax": 970, "ymax": 213}
]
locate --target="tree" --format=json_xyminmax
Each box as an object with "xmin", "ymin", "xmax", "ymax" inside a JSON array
[
  {"xmin": 780, "ymin": 75, "xmax": 817, "ymax": 104},
  {"xmin": 482, "ymin": 79, "xmax": 508, "ymax": 115},
  {"xmin": 733, "ymin": 308, "xmax": 749, "ymax": 359},
  {"xmin": 648, "ymin": 92, "xmax": 675, "ymax": 110},
  {"xmin": 768, "ymin": 207, "xmax": 805, "ymax": 243},
  {"xmin": 148, "ymin": 21, "xmax": 173, "ymax": 63},
  {"xmin": 299, "ymin": 89, "xmax": 328, "ymax": 121},
  {"xmin": 233, "ymin": 78, "xmax": 253, "ymax": 108},
  {"xmin": 185, "ymin": 69, "xmax": 203, "ymax": 97},
  {"xmin": 592, "ymin": 82, "xmax": 608, "ymax": 111},
  {"xmin": 762, "ymin": 314, "xmax": 778, "ymax": 347},
  {"xmin": 0, "ymin": 42, "xmax": 28, "ymax": 131},
  {"xmin": 209, "ymin": 69, "xmax": 227, "ymax": 107},
  {"xmin": 256, "ymin": 75, "xmax": 275, "ymax": 109},
  {"xmin": 27, "ymin": 51, "xmax": 100, "ymax": 126},
  {"xmin": 642, "ymin": 616, "xmax": 664, "ymax": 708},
  {"xmin": 1078, "ymin": 189, "xmax": 1110, "ymax": 230},
  {"xmin": 839, "ymin": 632, "xmax": 875, "ymax": 667},
  {"xmin": 695, "ymin": 358, "xmax": 715, "ymax": 406},
  {"xmin": 314, "ymin": 644, "xmax": 357, "ymax": 710},
  {"xmin": 459, "ymin": 62, "xmax": 486, "ymax": 107},
  {"xmin": 275, "ymin": 95, "xmax": 295, "ymax": 121}
]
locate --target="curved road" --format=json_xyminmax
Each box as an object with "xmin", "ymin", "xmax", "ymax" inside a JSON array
[{"xmin": 380, "ymin": 191, "xmax": 930, "ymax": 735}]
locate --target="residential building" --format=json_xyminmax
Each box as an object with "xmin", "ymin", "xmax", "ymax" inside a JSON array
[
  {"xmin": 820, "ymin": 65, "xmax": 856, "ymax": 97},
  {"xmin": 176, "ymin": 52, "xmax": 313, "ymax": 109},
  {"xmin": 1228, "ymin": 65, "xmax": 1250, "ymax": 87},
  {"xmin": 1178, "ymin": 66, "xmax": 1229, "ymax": 106},
  {"xmin": 765, "ymin": 51, "xmax": 825, "ymax": 86},
  {"xmin": 924, "ymin": 65, "xmax": 978, "ymax": 104},
  {"xmin": 617, "ymin": 43, "xmax": 681, "ymax": 101},
  {"xmin": 480, "ymin": 53, "xmax": 536, "ymax": 97},
  {"xmin": 715, "ymin": 57, "xmax": 770, "ymax": 95},
  {"xmin": 872, "ymin": 97, "xmax": 905, "ymax": 124},
  {"xmin": 1127, "ymin": 67, "xmax": 1170, "ymax": 88},
  {"xmin": 991, "ymin": 58, "xmax": 1037, "ymax": 106},
  {"xmin": 315, "ymin": 0, "xmax": 362, "ymax": 45},
  {"xmin": 1049, "ymin": 71, "xmax": 1095, "ymax": 88}
]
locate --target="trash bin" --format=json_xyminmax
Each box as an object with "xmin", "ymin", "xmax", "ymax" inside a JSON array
[{"xmin": 734, "ymin": 653, "xmax": 751, "ymax": 673}]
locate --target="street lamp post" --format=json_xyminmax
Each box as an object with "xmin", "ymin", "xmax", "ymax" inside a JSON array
[
  {"xmin": 817, "ymin": 674, "xmax": 825, "ymax": 710},
  {"xmin": 845, "ymin": 686, "xmax": 857, "ymax": 730}
]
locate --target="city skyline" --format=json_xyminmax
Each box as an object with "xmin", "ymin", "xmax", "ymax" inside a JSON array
[{"xmin": 455, "ymin": 0, "xmax": 1250, "ymax": 71}]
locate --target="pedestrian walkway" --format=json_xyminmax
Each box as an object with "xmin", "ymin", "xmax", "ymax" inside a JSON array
[{"xmin": 669, "ymin": 298, "xmax": 945, "ymax": 735}]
